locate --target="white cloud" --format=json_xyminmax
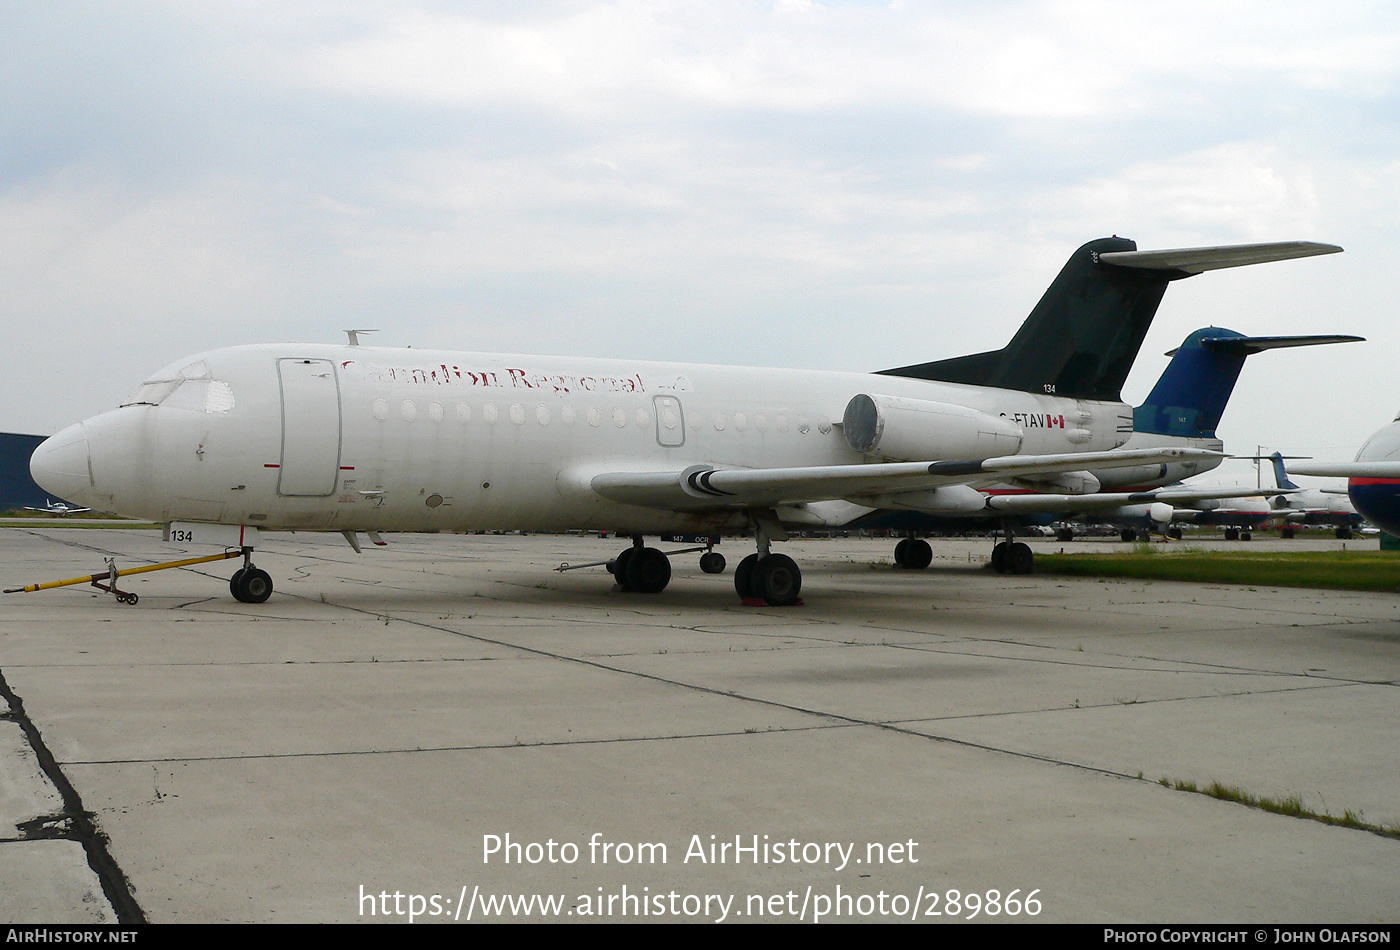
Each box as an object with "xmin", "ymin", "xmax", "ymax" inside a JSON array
[{"xmin": 2, "ymin": 0, "xmax": 1398, "ymax": 460}]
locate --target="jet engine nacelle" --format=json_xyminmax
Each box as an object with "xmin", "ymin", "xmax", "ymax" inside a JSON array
[
  {"xmin": 843, "ymin": 393, "xmax": 1024, "ymax": 462},
  {"xmin": 1009, "ymin": 470, "xmax": 1101, "ymax": 495},
  {"xmin": 855, "ymin": 484, "xmax": 988, "ymax": 514}
]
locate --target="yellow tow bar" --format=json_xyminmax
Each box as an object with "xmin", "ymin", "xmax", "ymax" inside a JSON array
[{"xmin": 5, "ymin": 550, "xmax": 242, "ymax": 605}]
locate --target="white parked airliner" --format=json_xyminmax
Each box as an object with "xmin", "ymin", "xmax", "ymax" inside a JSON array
[{"xmin": 28, "ymin": 237, "xmax": 1339, "ymax": 605}]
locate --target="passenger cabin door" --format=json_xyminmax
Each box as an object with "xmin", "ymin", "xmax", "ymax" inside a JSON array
[
  {"xmin": 653, "ymin": 395, "xmax": 685, "ymax": 447},
  {"xmin": 277, "ymin": 358, "xmax": 341, "ymax": 496}
]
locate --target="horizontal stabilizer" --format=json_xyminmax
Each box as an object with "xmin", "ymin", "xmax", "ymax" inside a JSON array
[
  {"xmin": 1099, "ymin": 241, "xmax": 1342, "ymax": 274},
  {"xmin": 1164, "ymin": 334, "xmax": 1363, "ymax": 357},
  {"xmin": 1139, "ymin": 326, "xmax": 1360, "ymax": 439}
]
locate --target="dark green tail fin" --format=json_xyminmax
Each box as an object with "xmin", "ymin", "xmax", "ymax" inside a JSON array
[{"xmin": 877, "ymin": 237, "xmax": 1342, "ymax": 402}]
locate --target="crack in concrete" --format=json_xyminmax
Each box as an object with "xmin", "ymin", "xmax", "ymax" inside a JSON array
[{"xmin": 0, "ymin": 669, "xmax": 146, "ymax": 923}]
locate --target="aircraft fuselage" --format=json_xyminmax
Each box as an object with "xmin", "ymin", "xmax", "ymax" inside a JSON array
[{"xmin": 33, "ymin": 343, "xmax": 1132, "ymax": 535}]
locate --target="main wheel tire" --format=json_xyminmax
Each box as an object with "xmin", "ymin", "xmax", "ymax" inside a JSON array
[
  {"xmin": 1224, "ymin": 528, "xmax": 1239, "ymax": 541},
  {"xmin": 1336, "ymin": 527, "xmax": 1353, "ymax": 540},
  {"xmin": 1120, "ymin": 528, "xmax": 1137, "ymax": 543},
  {"xmin": 1056, "ymin": 527, "xmax": 1074, "ymax": 542},
  {"xmin": 613, "ymin": 548, "xmax": 636, "ymax": 591},
  {"xmin": 1240, "ymin": 530, "xmax": 1251, "ymax": 541},
  {"xmin": 1281, "ymin": 526, "xmax": 1295, "ymax": 539},
  {"xmin": 699, "ymin": 551, "xmax": 726, "ymax": 574},
  {"xmin": 990, "ymin": 542, "xmax": 1009, "ymax": 574},
  {"xmin": 754, "ymin": 554, "xmax": 801, "ymax": 606},
  {"xmin": 734, "ymin": 554, "xmax": 759, "ymax": 599},
  {"xmin": 625, "ymin": 547, "xmax": 671, "ymax": 593},
  {"xmin": 1009, "ymin": 541, "xmax": 1034, "ymax": 575},
  {"xmin": 906, "ymin": 538, "xmax": 932, "ymax": 569},
  {"xmin": 894, "ymin": 538, "xmax": 911, "ymax": 567},
  {"xmin": 234, "ymin": 568, "xmax": 273, "ymax": 604}
]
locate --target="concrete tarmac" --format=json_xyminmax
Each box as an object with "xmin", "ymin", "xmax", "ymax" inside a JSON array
[{"xmin": 2, "ymin": 526, "xmax": 1398, "ymax": 924}]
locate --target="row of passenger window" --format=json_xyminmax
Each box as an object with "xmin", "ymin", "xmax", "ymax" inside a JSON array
[{"xmin": 369, "ymin": 398, "xmax": 833, "ymax": 435}]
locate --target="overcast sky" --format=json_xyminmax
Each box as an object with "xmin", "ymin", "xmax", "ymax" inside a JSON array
[{"xmin": 3, "ymin": 1, "xmax": 1397, "ymax": 483}]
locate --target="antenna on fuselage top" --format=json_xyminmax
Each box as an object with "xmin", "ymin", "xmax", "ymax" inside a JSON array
[{"xmin": 344, "ymin": 329, "xmax": 379, "ymax": 347}]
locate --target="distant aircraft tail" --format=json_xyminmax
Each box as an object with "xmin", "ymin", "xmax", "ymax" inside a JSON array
[
  {"xmin": 1133, "ymin": 329, "xmax": 1361, "ymax": 439},
  {"xmin": 879, "ymin": 238, "xmax": 1342, "ymax": 402},
  {"xmin": 1268, "ymin": 451, "xmax": 1301, "ymax": 491}
]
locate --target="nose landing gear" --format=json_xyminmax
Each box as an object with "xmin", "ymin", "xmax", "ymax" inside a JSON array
[{"xmin": 230, "ymin": 548, "xmax": 273, "ymax": 603}]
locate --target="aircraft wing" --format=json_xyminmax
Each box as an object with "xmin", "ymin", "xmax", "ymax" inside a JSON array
[
  {"xmin": 588, "ymin": 447, "xmax": 1222, "ymax": 512},
  {"xmin": 983, "ymin": 485, "xmax": 1279, "ymax": 516},
  {"xmin": 1288, "ymin": 462, "xmax": 1400, "ymax": 478}
]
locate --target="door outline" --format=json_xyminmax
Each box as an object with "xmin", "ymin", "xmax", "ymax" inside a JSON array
[
  {"xmin": 653, "ymin": 395, "xmax": 686, "ymax": 447},
  {"xmin": 277, "ymin": 358, "xmax": 342, "ymax": 496}
]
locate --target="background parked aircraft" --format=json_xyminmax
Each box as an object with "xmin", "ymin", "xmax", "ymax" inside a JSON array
[
  {"xmin": 1266, "ymin": 452, "xmax": 1363, "ymax": 538},
  {"xmin": 861, "ymin": 324, "xmax": 1357, "ymax": 563},
  {"xmin": 22, "ymin": 498, "xmax": 91, "ymax": 515},
  {"xmin": 1289, "ymin": 415, "xmax": 1400, "ymax": 538}
]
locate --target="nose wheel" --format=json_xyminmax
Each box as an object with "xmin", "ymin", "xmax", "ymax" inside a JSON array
[{"xmin": 230, "ymin": 554, "xmax": 273, "ymax": 603}]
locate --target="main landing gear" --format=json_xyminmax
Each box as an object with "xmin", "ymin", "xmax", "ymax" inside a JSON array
[
  {"xmin": 230, "ymin": 547, "xmax": 273, "ymax": 603},
  {"xmin": 603, "ymin": 537, "xmax": 726, "ymax": 594},
  {"xmin": 734, "ymin": 552, "xmax": 802, "ymax": 606},
  {"xmin": 600, "ymin": 521, "xmax": 801, "ymax": 606},
  {"xmin": 607, "ymin": 538, "xmax": 673, "ymax": 593},
  {"xmin": 989, "ymin": 522, "xmax": 1034, "ymax": 575},
  {"xmin": 732, "ymin": 513, "xmax": 802, "ymax": 606},
  {"xmin": 893, "ymin": 537, "xmax": 933, "ymax": 570}
]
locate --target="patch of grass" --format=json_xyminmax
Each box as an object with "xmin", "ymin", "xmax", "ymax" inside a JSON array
[
  {"xmin": 1037, "ymin": 549, "xmax": 1400, "ymax": 593},
  {"xmin": 0, "ymin": 509, "xmax": 146, "ymax": 522},
  {"xmin": 0, "ymin": 515, "xmax": 157, "ymax": 529},
  {"xmin": 1159, "ymin": 776, "xmax": 1400, "ymax": 838}
]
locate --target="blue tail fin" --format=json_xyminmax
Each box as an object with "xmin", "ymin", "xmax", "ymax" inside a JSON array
[
  {"xmin": 1269, "ymin": 452, "xmax": 1300, "ymax": 491},
  {"xmin": 1134, "ymin": 329, "xmax": 1361, "ymax": 438}
]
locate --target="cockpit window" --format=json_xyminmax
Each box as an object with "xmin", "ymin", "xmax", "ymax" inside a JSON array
[
  {"xmin": 120, "ymin": 379, "xmax": 182, "ymax": 407},
  {"xmin": 120, "ymin": 378, "xmax": 235, "ymax": 412},
  {"xmin": 165, "ymin": 379, "xmax": 235, "ymax": 413}
]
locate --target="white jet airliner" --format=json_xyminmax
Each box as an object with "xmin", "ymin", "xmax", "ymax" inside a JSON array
[
  {"xmin": 1288, "ymin": 417, "xmax": 1400, "ymax": 538},
  {"xmin": 27, "ymin": 237, "xmax": 1339, "ymax": 605}
]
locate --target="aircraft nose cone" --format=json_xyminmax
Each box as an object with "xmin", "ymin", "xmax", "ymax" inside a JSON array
[{"xmin": 30, "ymin": 424, "xmax": 93, "ymax": 503}]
